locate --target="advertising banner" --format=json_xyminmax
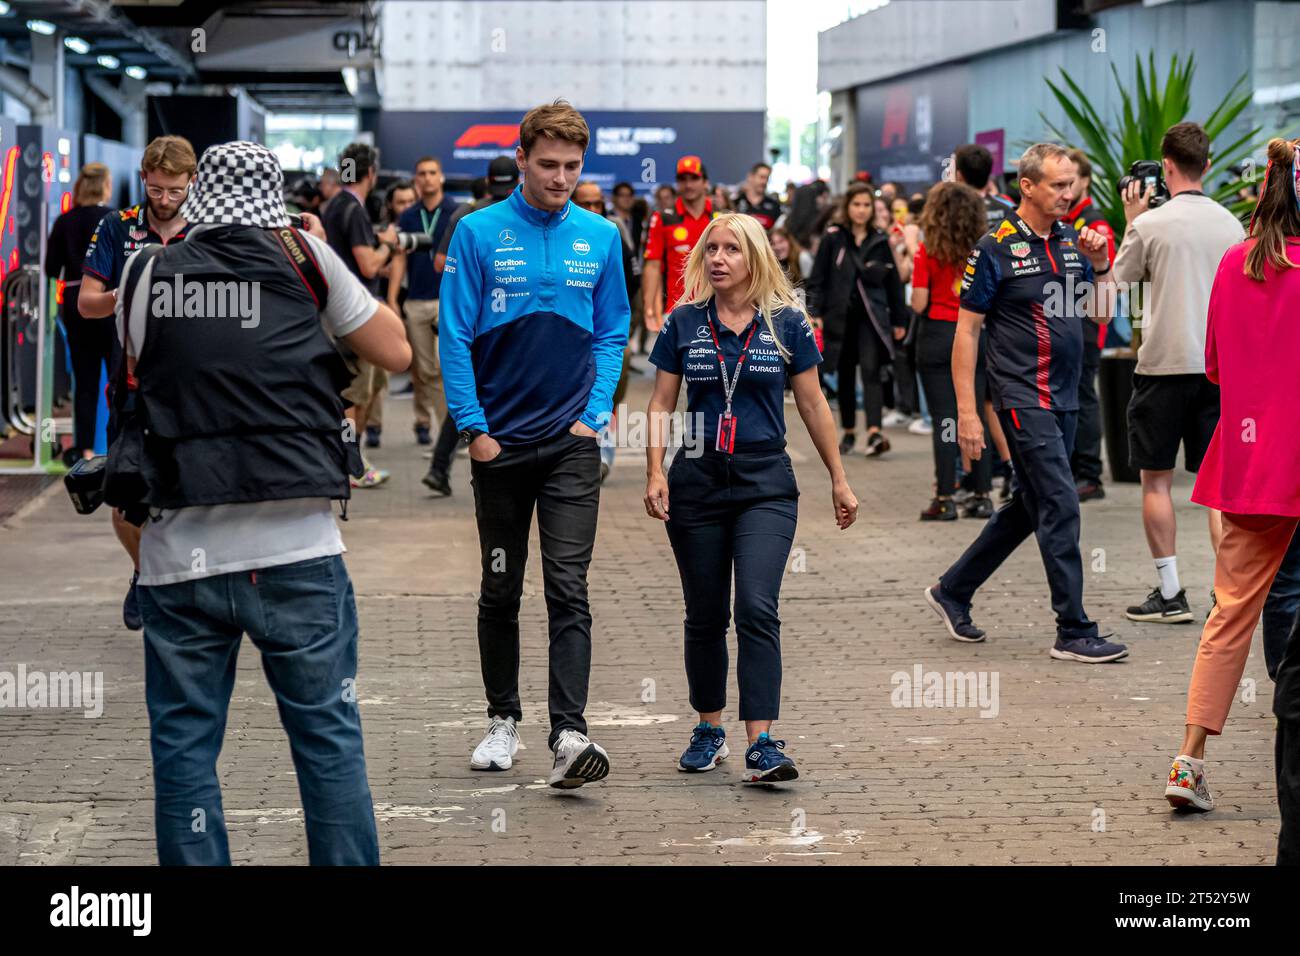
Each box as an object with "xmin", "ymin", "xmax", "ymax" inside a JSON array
[{"xmin": 376, "ymin": 110, "xmax": 765, "ymax": 192}]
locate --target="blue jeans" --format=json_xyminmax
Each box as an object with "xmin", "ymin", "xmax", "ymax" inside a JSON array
[
  {"xmin": 1265, "ymin": 527, "xmax": 1300, "ymax": 680},
  {"xmin": 139, "ymin": 554, "xmax": 379, "ymax": 866}
]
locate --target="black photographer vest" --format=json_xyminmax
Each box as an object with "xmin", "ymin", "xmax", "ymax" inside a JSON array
[{"xmin": 131, "ymin": 225, "xmax": 357, "ymax": 509}]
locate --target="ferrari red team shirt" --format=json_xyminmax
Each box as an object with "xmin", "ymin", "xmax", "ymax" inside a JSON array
[{"xmin": 643, "ymin": 196, "xmax": 714, "ymax": 311}]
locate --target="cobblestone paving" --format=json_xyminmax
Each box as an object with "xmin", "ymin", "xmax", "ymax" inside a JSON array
[{"xmin": 0, "ymin": 367, "xmax": 1277, "ymax": 864}]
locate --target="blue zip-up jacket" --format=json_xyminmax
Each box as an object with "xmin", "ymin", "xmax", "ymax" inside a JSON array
[{"xmin": 439, "ymin": 185, "xmax": 630, "ymax": 445}]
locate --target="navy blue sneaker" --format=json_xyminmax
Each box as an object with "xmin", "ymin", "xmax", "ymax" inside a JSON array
[
  {"xmin": 414, "ymin": 424, "xmax": 432, "ymax": 445},
  {"xmin": 678, "ymin": 722, "xmax": 729, "ymax": 772},
  {"xmin": 1050, "ymin": 633, "xmax": 1128, "ymax": 663},
  {"xmin": 924, "ymin": 584, "xmax": 986, "ymax": 643},
  {"xmin": 742, "ymin": 733, "xmax": 798, "ymax": 784},
  {"xmin": 123, "ymin": 571, "xmax": 142, "ymax": 631},
  {"xmin": 365, "ymin": 426, "xmax": 381, "ymax": 449}
]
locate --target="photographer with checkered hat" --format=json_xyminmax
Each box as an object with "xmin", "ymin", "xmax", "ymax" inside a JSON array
[{"xmin": 113, "ymin": 140, "xmax": 411, "ymax": 865}]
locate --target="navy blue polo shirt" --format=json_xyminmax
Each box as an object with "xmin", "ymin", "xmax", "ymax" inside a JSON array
[
  {"xmin": 397, "ymin": 195, "xmax": 458, "ymax": 300},
  {"xmin": 960, "ymin": 213, "xmax": 1094, "ymax": 412},
  {"xmin": 83, "ymin": 203, "xmax": 190, "ymax": 289},
  {"xmin": 650, "ymin": 300, "xmax": 821, "ymax": 452}
]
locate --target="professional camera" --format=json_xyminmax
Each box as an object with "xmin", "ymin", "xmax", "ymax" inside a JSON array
[
  {"xmin": 1117, "ymin": 160, "xmax": 1171, "ymax": 208},
  {"xmin": 394, "ymin": 231, "xmax": 433, "ymax": 253},
  {"xmin": 64, "ymin": 455, "xmax": 107, "ymax": 515}
]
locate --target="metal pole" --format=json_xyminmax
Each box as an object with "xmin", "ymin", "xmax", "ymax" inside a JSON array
[{"xmin": 35, "ymin": 200, "xmax": 49, "ymax": 471}]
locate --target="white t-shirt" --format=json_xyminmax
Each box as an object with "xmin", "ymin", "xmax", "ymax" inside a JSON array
[
  {"xmin": 116, "ymin": 226, "xmax": 380, "ymax": 586},
  {"xmin": 1112, "ymin": 193, "xmax": 1245, "ymax": 375}
]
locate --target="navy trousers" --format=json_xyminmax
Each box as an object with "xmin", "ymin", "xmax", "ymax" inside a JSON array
[
  {"xmin": 665, "ymin": 447, "xmax": 798, "ymax": 721},
  {"xmin": 940, "ymin": 406, "xmax": 1098, "ymax": 641}
]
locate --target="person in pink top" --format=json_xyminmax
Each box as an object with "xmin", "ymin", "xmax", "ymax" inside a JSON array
[{"xmin": 1164, "ymin": 138, "xmax": 1300, "ymax": 822}]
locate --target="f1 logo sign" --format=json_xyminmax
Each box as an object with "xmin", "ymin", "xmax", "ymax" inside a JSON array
[{"xmin": 455, "ymin": 125, "xmax": 520, "ymax": 149}]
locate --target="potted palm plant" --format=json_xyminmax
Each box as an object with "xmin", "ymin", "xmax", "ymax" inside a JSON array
[{"xmin": 1040, "ymin": 53, "xmax": 1259, "ymax": 482}]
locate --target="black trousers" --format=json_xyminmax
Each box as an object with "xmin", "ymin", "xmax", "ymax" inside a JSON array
[
  {"xmin": 940, "ymin": 407, "xmax": 1097, "ymax": 641},
  {"xmin": 665, "ymin": 448, "xmax": 798, "ymax": 721},
  {"xmin": 63, "ymin": 308, "xmax": 119, "ymax": 454},
  {"xmin": 1273, "ymin": 575, "xmax": 1300, "ymax": 864},
  {"xmin": 917, "ymin": 316, "xmax": 992, "ymax": 495},
  {"xmin": 892, "ymin": 319, "xmax": 919, "ymax": 416},
  {"xmin": 469, "ymin": 430, "xmax": 601, "ymax": 749},
  {"xmin": 430, "ymin": 414, "xmax": 459, "ymax": 473},
  {"xmin": 1071, "ymin": 327, "xmax": 1103, "ymax": 484},
  {"xmin": 838, "ymin": 315, "xmax": 886, "ymax": 431}
]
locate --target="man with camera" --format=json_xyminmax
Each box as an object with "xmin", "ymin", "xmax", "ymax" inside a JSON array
[
  {"xmin": 1113, "ymin": 122, "xmax": 1245, "ymax": 625},
  {"xmin": 322, "ymin": 141, "xmax": 401, "ymax": 488},
  {"xmin": 112, "ymin": 141, "xmax": 410, "ymax": 864},
  {"xmin": 388, "ymin": 157, "xmax": 459, "ymax": 451}
]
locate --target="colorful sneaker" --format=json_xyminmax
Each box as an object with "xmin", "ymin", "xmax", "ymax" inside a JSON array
[
  {"xmin": 678, "ymin": 722, "xmax": 729, "ymax": 772},
  {"xmin": 1050, "ymin": 634, "xmax": 1129, "ymax": 663},
  {"xmin": 548, "ymin": 730, "xmax": 610, "ymax": 789},
  {"xmin": 1126, "ymin": 587, "xmax": 1193, "ymax": 624},
  {"xmin": 350, "ymin": 466, "xmax": 389, "ymax": 489},
  {"xmin": 1165, "ymin": 755, "xmax": 1214, "ymax": 812},
  {"xmin": 924, "ymin": 584, "xmax": 986, "ymax": 642},
  {"xmin": 470, "ymin": 715, "xmax": 519, "ymax": 771},
  {"xmin": 742, "ymin": 733, "xmax": 798, "ymax": 784}
]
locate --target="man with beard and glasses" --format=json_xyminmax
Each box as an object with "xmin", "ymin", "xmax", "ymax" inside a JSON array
[{"xmin": 78, "ymin": 134, "xmax": 197, "ymax": 633}]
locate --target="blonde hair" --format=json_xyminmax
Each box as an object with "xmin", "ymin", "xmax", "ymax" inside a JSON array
[
  {"xmin": 74, "ymin": 162, "xmax": 110, "ymax": 205},
  {"xmin": 680, "ymin": 213, "xmax": 802, "ymax": 360}
]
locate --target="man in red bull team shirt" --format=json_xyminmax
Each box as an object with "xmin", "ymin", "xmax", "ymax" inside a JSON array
[{"xmin": 642, "ymin": 154, "xmax": 714, "ymax": 331}]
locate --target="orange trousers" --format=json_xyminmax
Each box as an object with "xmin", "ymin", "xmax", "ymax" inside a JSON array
[{"xmin": 1186, "ymin": 512, "xmax": 1300, "ymax": 734}]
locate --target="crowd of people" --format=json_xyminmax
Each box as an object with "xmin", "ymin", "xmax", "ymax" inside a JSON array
[{"xmin": 42, "ymin": 100, "xmax": 1300, "ymax": 864}]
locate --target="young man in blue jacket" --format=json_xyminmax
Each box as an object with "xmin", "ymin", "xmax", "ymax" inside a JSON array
[{"xmin": 439, "ymin": 100, "xmax": 630, "ymax": 788}]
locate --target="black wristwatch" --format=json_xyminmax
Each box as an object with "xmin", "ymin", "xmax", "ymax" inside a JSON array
[{"xmin": 459, "ymin": 428, "xmax": 485, "ymax": 444}]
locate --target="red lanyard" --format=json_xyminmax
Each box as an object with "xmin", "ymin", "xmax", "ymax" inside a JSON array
[{"xmin": 707, "ymin": 314, "xmax": 758, "ymax": 417}]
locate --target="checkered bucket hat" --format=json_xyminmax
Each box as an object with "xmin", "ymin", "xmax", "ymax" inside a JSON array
[{"xmin": 180, "ymin": 140, "xmax": 290, "ymax": 229}]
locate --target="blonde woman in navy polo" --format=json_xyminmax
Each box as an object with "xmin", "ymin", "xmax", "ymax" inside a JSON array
[{"xmin": 644, "ymin": 213, "xmax": 859, "ymax": 783}]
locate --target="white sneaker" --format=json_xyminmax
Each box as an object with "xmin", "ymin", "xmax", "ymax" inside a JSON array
[
  {"xmin": 547, "ymin": 729, "xmax": 610, "ymax": 789},
  {"xmin": 908, "ymin": 417, "xmax": 933, "ymax": 435},
  {"xmin": 881, "ymin": 409, "xmax": 910, "ymax": 428},
  {"xmin": 470, "ymin": 715, "xmax": 519, "ymax": 771}
]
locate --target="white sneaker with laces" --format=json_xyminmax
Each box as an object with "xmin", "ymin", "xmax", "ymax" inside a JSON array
[
  {"xmin": 547, "ymin": 729, "xmax": 610, "ymax": 789},
  {"xmin": 470, "ymin": 715, "xmax": 519, "ymax": 771},
  {"xmin": 881, "ymin": 409, "xmax": 910, "ymax": 428}
]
